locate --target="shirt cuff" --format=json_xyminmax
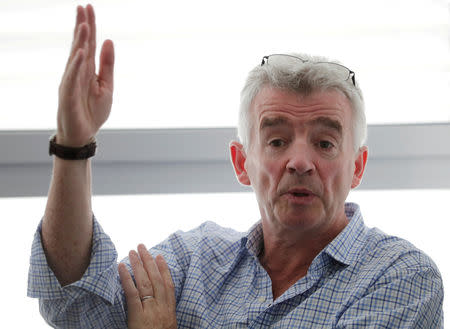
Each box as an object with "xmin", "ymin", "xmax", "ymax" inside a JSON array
[{"xmin": 27, "ymin": 215, "xmax": 119, "ymax": 305}]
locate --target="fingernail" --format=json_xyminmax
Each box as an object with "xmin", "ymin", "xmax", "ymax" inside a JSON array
[{"xmin": 129, "ymin": 250, "xmax": 137, "ymax": 260}]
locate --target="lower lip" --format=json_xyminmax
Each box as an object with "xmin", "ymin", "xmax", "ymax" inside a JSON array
[{"xmin": 284, "ymin": 193, "xmax": 316, "ymax": 205}]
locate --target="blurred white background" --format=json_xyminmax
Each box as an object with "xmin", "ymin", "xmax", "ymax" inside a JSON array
[{"xmin": 1, "ymin": 0, "xmax": 449, "ymax": 130}]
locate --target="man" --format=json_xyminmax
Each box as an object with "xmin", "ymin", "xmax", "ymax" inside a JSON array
[{"xmin": 28, "ymin": 4, "xmax": 443, "ymax": 328}]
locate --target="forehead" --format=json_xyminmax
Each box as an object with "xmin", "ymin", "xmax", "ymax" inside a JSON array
[{"xmin": 250, "ymin": 86, "xmax": 353, "ymax": 132}]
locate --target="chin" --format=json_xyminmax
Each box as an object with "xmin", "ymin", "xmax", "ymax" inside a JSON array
[{"xmin": 275, "ymin": 207, "xmax": 324, "ymax": 229}]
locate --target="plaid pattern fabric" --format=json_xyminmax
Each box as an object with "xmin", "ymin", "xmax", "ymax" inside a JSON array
[{"xmin": 28, "ymin": 203, "xmax": 443, "ymax": 328}]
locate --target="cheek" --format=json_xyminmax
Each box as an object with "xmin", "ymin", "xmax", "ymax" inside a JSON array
[
  {"xmin": 248, "ymin": 156, "xmax": 281, "ymax": 192},
  {"xmin": 320, "ymin": 160, "xmax": 352, "ymax": 193},
  {"xmin": 262, "ymin": 157, "xmax": 284, "ymax": 187}
]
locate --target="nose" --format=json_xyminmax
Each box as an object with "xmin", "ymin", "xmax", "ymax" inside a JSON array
[{"xmin": 285, "ymin": 143, "xmax": 315, "ymax": 176}]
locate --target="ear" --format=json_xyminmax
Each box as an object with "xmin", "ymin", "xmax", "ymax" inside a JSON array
[
  {"xmin": 351, "ymin": 146, "xmax": 368, "ymax": 189},
  {"xmin": 229, "ymin": 141, "xmax": 251, "ymax": 186}
]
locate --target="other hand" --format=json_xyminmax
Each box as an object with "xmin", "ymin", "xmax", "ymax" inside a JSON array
[
  {"xmin": 57, "ymin": 4, "xmax": 114, "ymax": 147},
  {"xmin": 119, "ymin": 244, "xmax": 177, "ymax": 329}
]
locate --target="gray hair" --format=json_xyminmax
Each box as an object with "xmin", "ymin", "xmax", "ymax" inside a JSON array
[{"xmin": 238, "ymin": 53, "xmax": 367, "ymax": 152}]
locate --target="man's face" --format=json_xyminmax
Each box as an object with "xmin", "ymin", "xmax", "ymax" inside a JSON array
[{"xmin": 231, "ymin": 86, "xmax": 367, "ymax": 236}]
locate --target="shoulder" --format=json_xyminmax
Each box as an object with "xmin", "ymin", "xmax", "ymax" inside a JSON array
[
  {"xmin": 364, "ymin": 228, "xmax": 440, "ymax": 275},
  {"xmin": 338, "ymin": 228, "xmax": 444, "ymax": 326},
  {"xmin": 171, "ymin": 221, "xmax": 245, "ymax": 248},
  {"xmin": 356, "ymin": 227, "xmax": 443, "ymax": 300},
  {"xmin": 152, "ymin": 221, "xmax": 246, "ymax": 267},
  {"xmin": 343, "ymin": 203, "xmax": 441, "ymax": 282}
]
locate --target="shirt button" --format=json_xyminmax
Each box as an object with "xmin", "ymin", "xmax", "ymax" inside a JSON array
[{"xmin": 258, "ymin": 297, "xmax": 266, "ymax": 303}]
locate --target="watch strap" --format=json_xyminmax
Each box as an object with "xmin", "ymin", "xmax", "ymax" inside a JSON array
[{"xmin": 49, "ymin": 134, "xmax": 96, "ymax": 160}]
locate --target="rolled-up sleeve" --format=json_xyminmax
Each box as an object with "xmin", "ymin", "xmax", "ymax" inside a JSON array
[{"xmin": 27, "ymin": 216, "xmax": 127, "ymax": 328}]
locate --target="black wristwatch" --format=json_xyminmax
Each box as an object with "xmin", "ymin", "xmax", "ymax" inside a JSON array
[{"xmin": 49, "ymin": 134, "xmax": 96, "ymax": 160}]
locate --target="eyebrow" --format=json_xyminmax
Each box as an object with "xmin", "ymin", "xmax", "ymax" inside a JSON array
[
  {"xmin": 311, "ymin": 117, "xmax": 343, "ymax": 135},
  {"xmin": 259, "ymin": 116, "xmax": 343, "ymax": 135},
  {"xmin": 260, "ymin": 117, "xmax": 289, "ymax": 130}
]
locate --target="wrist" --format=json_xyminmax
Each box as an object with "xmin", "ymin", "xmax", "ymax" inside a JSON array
[
  {"xmin": 49, "ymin": 134, "xmax": 97, "ymax": 160},
  {"xmin": 55, "ymin": 132, "xmax": 95, "ymax": 148}
]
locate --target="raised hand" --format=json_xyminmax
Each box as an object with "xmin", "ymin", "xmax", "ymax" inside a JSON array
[
  {"xmin": 57, "ymin": 4, "xmax": 114, "ymax": 147},
  {"xmin": 40, "ymin": 5, "xmax": 114, "ymax": 288},
  {"xmin": 119, "ymin": 245, "xmax": 177, "ymax": 329}
]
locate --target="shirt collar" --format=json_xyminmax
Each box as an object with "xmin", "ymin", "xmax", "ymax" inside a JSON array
[
  {"xmin": 242, "ymin": 202, "xmax": 368, "ymax": 265},
  {"xmin": 324, "ymin": 202, "xmax": 368, "ymax": 266},
  {"xmin": 242, "ymin": 220, "xmax": 264, "ymax": 258}
]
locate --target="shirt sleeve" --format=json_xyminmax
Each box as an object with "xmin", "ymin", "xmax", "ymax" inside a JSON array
[
  {"xmin": 336, "ymin": 259, "xmax": 444, "ymax": 328},
  {"xmin": 27, "ymin": 218, "xmax": 236, "ymax": 328},
  {"xmin": 27, "ymin": 216, "xmax": 127, "ymax": 328}
]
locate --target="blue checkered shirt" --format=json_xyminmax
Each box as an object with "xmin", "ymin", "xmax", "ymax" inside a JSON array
[{"xmin": 28, "ymin": 203, "xmax": 443, "ymax": 328}]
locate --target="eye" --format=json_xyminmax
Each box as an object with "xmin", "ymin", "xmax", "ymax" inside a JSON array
[
  {"xmin": 269, "ymin": 139, "xmax": 285, "ymax": 147},
  {"xmin": 318, "ymin": 140, "xmax": 334, "ymax": 149}
]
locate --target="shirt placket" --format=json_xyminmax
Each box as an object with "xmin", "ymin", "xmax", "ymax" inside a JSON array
[{"xmin": 246, "ymin": 259, "xmax": 274, "ymax": 327}]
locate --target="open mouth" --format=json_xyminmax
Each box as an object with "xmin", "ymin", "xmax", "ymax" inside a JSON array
[
  {"xmin": 291, "ymin": 192, "xmax": 310, "ymax": 197},
  {"xmin": 284, "ymin": 188, "xmax": 316, "ymax": 203},
  {"xmin": 285, "ymin": 190, "xmax": 315, "ymax": 204}
]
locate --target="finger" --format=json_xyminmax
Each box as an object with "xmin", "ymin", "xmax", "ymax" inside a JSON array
[
  {"xmin": 66, "ymin": 22, "xmax": 89, "ymax": 68},
  {"xmin": 62, "ymin": 48, "xmax": 84, "ymax": 92},
  {"xmin": 85, "ymin": 4, "xmax": 97, "ymax": 61},
  {"xmin": 98, "ymin": 39, "xmax": 114, "ymax": 91},
  {"xmin": 137, "ymin": 244, "xmax": 165, "ymax": 300},
  {"xmin": 129, "ymin": 250, "xmax": 155, "ymax": 299},
  {"xmin": 73, "ymin": 6, "xmax": 86, "ymax": 40},
  {"xmin": 65, "ymin": 6, "xmax": 87, "ymax": 71},
  {"xmin": 155, "ymin": 255, "xmax": 176, "ymax": 305},
  {"xmin": 118, "ymin": 263, "xmax": 143, "ymax": 315}
]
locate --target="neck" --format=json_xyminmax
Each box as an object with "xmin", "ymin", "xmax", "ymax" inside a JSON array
[{"xmin": 259, "ymin": 214, "xmax": 348, "ymax": 299}]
